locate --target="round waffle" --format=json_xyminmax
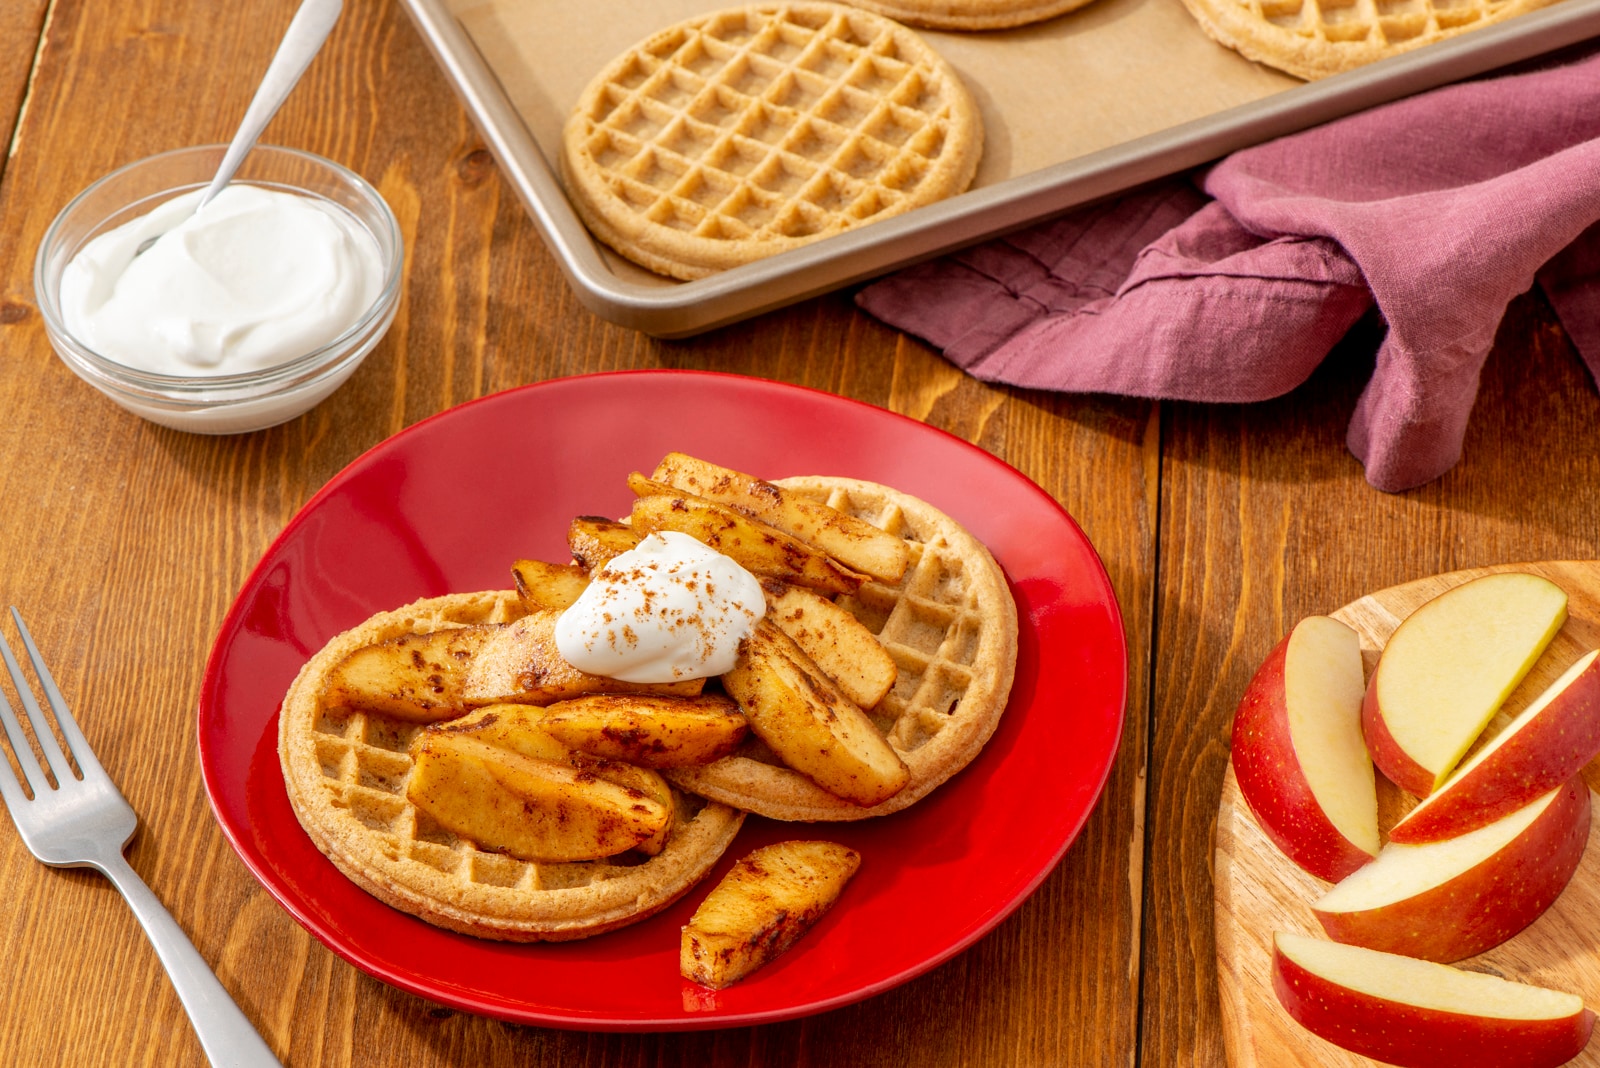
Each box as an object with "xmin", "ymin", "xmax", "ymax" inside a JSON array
[
  {"xmin": 279, "ymin": 590, "xmax": 745, "ymax": 941},
  {"xmin": 838, "ymin": 0, "xmax": 1095, "ymax": 30},
  {"xmin": 560, "ymin": 2, "xmax": 983, "ymax": 280},
  {"xmin": 1180, "ymin": 0, "xmax": 1560, "ymax": 79},
  {"xmin": 667, "ymin": 477, "xmax": 1018, "ymax": 821}
]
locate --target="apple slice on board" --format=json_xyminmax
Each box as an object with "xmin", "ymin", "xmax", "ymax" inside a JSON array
[
  {"xmin": 1215, "ymin": 562, "xmax": 1600, "ymax": 1068},
  {"xmin": 1390, "ymin": 650, "xmax": 1600, "ymax": 844},
  {"xmin": 1272, "ymin": 932, "xmax": 1595, "ymax": 1068},
  {"xmin": 1312, "ymin": 777, "xmax": 1590, "ymax": 962},
  {"xmin": 1362, "ymin": 572, "xmax": 1568, "ymax": 797},
  {"xmin": 1231, "ymin": 616, "xmax": 1377, "ymax": 882}
]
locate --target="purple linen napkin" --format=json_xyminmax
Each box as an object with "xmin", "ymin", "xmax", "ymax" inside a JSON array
[{"xmin": 856, "ymin": 50, "xmax": 1600, "ymax": 492}]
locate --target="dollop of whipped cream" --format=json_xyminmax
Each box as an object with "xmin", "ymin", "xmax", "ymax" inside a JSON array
[
  {"xmin": 555, "ymin": 531, "xmax": 765, "ymax": 683},
  {"xmin": 59, "ymin": 184, "xmax": 383, "ymax": 375}
]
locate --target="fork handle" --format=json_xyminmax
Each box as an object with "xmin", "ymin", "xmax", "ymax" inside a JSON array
[
  {"xmin": 99, "ymin": 853, "xmax": 285, "ymax": 1067},
  {"xmin": 195, "ymin": 0, "xmax": 343, "ymax": 214}
]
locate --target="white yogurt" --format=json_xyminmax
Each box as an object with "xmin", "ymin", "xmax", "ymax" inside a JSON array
[
  {"xmin": 58, "ymin": 184, "xmax": 383, "ymax": 375},
  {"xmin": 556, "ymin": 531, "xmax": 766, "ymax": 683}
]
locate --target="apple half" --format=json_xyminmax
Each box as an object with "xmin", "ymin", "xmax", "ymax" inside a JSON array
[
  {"xmin": 1312, "ymin": 777, "xmax": 1590, "ymax": 962},
  {"xmin": 1362, "ymin": 572, "xmax": 1568, "ymax": 797},
  {"xmin": 1273, "ymin": 932, "xmax": 1595, "ymax": 1068},
  {"xmin": 1232, "ymin": 615, "xmax": 1377, "ymax": 881},
  {"xmin": 1390, "ymin": 650, "xmax": 1600, "ymax": 843}
]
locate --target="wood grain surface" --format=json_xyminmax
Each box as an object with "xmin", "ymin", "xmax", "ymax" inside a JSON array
[
  {"xmin": 1217, "ymin": 561, "xmax": 1600, "ymax": 1067},
  {"xmin": 1146, "ymin": 301, "xmax": 1600, "ymax": 1067},
  {"xmin": 0, "ymin": 1, "xmax": 1591, "ymax": 1066}
]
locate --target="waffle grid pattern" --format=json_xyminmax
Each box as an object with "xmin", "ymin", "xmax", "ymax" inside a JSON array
[
  {"xmin": 1258, "ymin": 0, "xmax": 1514, "ymax": 45},
  {"xmin": 562, "ymin": 3, "xmax": 981, "ymax": 279},
  {"xmin": 309, "ymin": 706, "xmax": 656, "ymax": 893},
  {"xmin": 823, "ymin": 495, "xmax": 983, "ymax": 755},
  {"xmin": 1183, "ymin": 0, "xmax": 1553, "ymax": 78}
]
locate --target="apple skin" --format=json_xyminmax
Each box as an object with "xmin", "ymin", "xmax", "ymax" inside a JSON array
[
  {"xmin": 1362, "ymin": 685, "xmax": 1436, "ymax": 797},
  {"xmin": 1232, "ymin": 623, "xmax": 1375, "ymax": 882},
  {"xmin": 1359, "ymin": 573, "xmax": 1568, "ymax": 798},
  {"xmin": 1273, "ymin": 937, "xmax": 1596, "ymax": 1068},
  {"xmin": 1313, "ymin": 777, "xmax": 1591, "ymax": 962},
  {"xmin": 1389, "ymin": 652, "xmax": 1600, "ymax": 844}
]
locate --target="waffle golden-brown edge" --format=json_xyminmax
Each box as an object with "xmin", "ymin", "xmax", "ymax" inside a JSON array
[
  {"xmin": 279, "ymin": 590, "xmax": 744, "ymax": 941},
  {"xmin": 839, "ymin": 0, "xmax": 1096, "ymax": 30}
]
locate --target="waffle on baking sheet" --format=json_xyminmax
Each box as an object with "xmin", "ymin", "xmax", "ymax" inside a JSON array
[
  {"xmin": 280, "ymin": 464, "xmax": 1016, "ymax": 951},
  {"xmin": 560, "ymin": 3, "xmax": 982, "ymax": 279},
  {"xmin": 1179, "ymin": 0, "xmax": 1561, "ymax": 79}
]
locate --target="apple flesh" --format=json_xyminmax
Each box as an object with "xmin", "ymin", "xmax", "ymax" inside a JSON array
[
  {"xmin": 406, "ymin": 732, "xmax": 671, "ymax": 862},
  {"xmin": 460, "ymin": 611, "xmax": 705, "ymax": 706},
  {"xmin": 1232, "ymin": 616, "xmax": 1377, "ymax": 881},
  {"xmin": 1273, "ymin": 932, "xmax": 1595, "ymax": 1068},
  {"xmin": 1362, "ymin": 572, "xmax": 1568, "ymax": 796},
  {"xmin": 1312, "ymin": 777, "xmax": 1590, "ymax": 962},
  {"xmin": 1390, "ymin": 650, "xmax": 1600, "ymax": 843}
]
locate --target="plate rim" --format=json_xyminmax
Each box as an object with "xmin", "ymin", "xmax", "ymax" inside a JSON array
[{"xmin": 197, "ymin": 368, "xmax": 1128, "ymax": 1029}]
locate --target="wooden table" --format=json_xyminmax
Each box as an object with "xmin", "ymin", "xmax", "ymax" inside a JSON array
[{"xmin": 0, "ymin": 2, "xmax": 1595, "ymax": 1065}]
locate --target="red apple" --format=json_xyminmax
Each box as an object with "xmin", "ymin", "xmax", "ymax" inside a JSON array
[
  {"xmin": 1232, "ymin": 616, "xmax": 1376, "ymax": 881},
  {"xmin": 1273, "ymin": 931, "xmax": 1595, "ymax": 1068},
  {"xmin": 1390, "ymin": 650, "xmax": 1600, "ymax": 843},
  {"xmin": 1362, "ymin": 572, "xmax": 1568, "ymax": 796},
  {"xmin": 1312, "ymin": 777, "xmax": 1590, "ymax": 961}
]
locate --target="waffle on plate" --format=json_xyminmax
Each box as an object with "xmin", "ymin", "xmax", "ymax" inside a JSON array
[
  {"xmin": 666, "ymin": 476, "xmax": 1018, "ymax": 821},
  {"xmin": 280, "ymin": 462, "xmax": 1017, "ymax": 946},
  {"xmin": 279, "ymin": 590, "xmax": 745, "ymax": 941}
]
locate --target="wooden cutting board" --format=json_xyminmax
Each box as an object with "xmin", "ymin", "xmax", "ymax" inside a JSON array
[{"xmin": 1215, "ymin": 561, "xmax": 1600, "ymax": 1068}]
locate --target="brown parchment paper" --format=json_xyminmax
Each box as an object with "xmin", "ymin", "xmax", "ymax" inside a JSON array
[{"xmin": 452, "ymin": 0, "xmax": 1299, "ymax": 283}]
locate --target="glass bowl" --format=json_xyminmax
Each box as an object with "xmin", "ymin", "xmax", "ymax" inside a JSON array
[{"xmin": 34, "ymin": 145, "xmax": 402, "ymax": 434}]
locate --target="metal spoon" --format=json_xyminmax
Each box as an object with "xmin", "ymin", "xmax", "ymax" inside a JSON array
[{"xmin": 136, "ymin": 0, "xmax": 344, "ymax": 255}]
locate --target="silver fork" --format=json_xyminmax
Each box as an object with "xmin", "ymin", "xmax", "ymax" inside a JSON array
[{"xmin": 0, "ymin": 609, "xmax": 283, "ymax": 1067}]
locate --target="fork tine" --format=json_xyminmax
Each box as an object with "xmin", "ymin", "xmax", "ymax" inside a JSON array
[
  {"xmin": 10, "ymin": 610, "xmax": 107, "ymax": 781},
  {"xmin": 0, "ymin": 666, "xmax": 50, "ymax": 799},
  {"xmin": 0, "ymin": 610, "xmax": 86, "ymax": 787},
  {"xmin": 0, "ymin": 730, "xmax": 29, "ymax": 813}
]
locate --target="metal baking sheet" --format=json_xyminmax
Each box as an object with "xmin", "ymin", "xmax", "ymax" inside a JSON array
[{"xmin": 400, "ymin": 0, "xmax": 1600, "ymax": 337}]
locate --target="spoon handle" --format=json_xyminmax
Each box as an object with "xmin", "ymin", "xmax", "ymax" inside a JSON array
[{"xmin": 196, "ymin": 0, "xmax": 344, "ymax": 213}]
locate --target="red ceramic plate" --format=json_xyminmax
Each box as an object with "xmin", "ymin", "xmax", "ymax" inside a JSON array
[{"xmin": 198, "ymin": 370, "xmax": 1125, "ymax": 1030}]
